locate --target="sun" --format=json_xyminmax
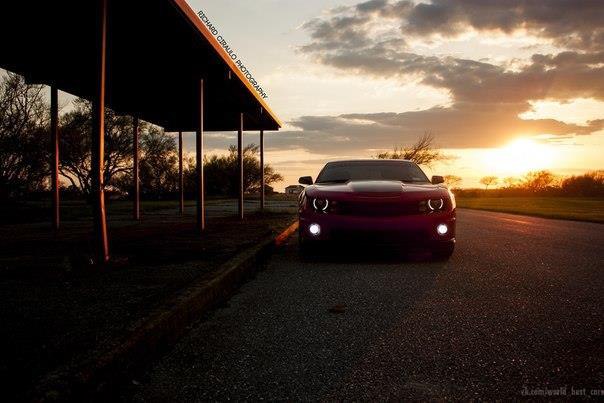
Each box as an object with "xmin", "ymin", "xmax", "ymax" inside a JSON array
[{"xmin": 482, "ymin": 137, "xmax": 556, "ymax": 176}]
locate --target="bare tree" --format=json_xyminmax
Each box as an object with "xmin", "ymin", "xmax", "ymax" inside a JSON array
[
  {"xmin": 59, "ymin": 99, "xmax": 134, "ymax": 195},
  {"xmin": 376, "ymin": 132, "xmax": 450, "ymax": 167},
  {"xmin": 502, "ymin": 176, "xmax": 520, "ymax": 188},
  {"xmin": 480, "ymin": 176, "xmax": 498, "ymax": 190},
  {"xmin": 443, "ymin": 175, "xmax": 462, "ymax": 189},
  {"xmin": 139, "ymin": 126, "xmax": 178, "ymax": 196},
  {"xmin": 523, "ymin": 170, "xmax": 557, "ymax": 192},
  {"xmin": 0, "ymin": 72, "xmax": 49, "ymax": 198}
]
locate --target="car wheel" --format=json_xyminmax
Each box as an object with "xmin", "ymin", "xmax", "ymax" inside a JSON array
[{"xmin": 432, "ymin": 243, "xmax": 454, "ymax": 260}]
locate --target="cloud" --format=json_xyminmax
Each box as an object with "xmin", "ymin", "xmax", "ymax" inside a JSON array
[
  {"xmin": 279, "ymin": 106, "xmax": 604, "ymax": 153},
  {"xmin": 299, "ymin": 2, "xmax": 604, "ymax": 104},
  {"xmin": 303, "ymin": 0, "xmax": 604, "ymax": 51},
  {"xmin": 402, "ymin": 0, "xmax": 604, "ymax": 51},
  {"xmin": 290, "ymin": 0, "xmax": 604, "ymax": 152}
]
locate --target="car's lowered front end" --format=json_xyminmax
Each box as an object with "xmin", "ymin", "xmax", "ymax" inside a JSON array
[{"xmin": 298, "ymin": 180, "xmax": 456, "ymax": 257}]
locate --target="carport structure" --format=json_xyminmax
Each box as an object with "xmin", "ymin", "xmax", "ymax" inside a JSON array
[{"xmin": 0, "ymin": 0, "xmax": 281, "ymax": 263}]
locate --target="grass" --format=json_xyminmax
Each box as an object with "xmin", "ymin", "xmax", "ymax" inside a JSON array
[
  {"xmin": 1, "ymin": 196, "xmax": 295, "ymax": 224},
  {"xmin": 456, "ymin": 196, "xmax": 604, "ymax": 223},
  {"xmin": 1, "ymin": 200, "xmax": 182, "ymax": 223}
]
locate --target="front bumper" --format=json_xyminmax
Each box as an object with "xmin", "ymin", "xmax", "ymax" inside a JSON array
[{"xmin": 299, "ymin": 210, "xmax": 456, "ymax": 245}]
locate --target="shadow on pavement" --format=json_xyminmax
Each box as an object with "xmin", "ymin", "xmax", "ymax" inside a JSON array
[
  {"xmin": 298, "ymin": 240, "xmax": 448, "ymax": 265},
  {"xmin": 130, "ymin": 233, "xmax": 449, "ymax": 401}
]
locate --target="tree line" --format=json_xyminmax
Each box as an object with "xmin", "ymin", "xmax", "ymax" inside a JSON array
[
  {"xmin": 0, "ymin": 72, "xmax": 282, "ymax": 201},
  {"xmin": 443, "ymin": 171, "xmax": 604, "ymax": 197},
  {"xmin": 471, "ymin": 170, "xmax": 604, "ymax": 197}
]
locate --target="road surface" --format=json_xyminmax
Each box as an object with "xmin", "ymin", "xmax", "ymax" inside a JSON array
[{"xmin": 131, "ymin": 209, "xmax": 604, "ymax": 400}]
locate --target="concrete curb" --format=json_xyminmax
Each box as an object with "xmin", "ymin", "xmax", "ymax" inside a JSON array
[{"xmin": 33, "ymin": 220, "xmax": 299, "ymax": 402}]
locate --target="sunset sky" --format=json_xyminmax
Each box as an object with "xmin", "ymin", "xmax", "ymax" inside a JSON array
[{"xmin": 181, "ymin": 0, "xmax": 604, "ymax": 190}]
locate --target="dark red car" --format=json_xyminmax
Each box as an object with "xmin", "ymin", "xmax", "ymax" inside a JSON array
[{"xmin": 298, "ymin": 159, "xmax": 456, "ymax": 259}]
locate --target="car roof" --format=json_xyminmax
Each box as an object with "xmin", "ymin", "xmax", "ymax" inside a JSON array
[{"xmin": 325, "ymin": 159, "xmax": 413, "ymax": 164}]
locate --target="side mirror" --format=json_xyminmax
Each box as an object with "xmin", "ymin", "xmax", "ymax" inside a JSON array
[
  {"xmin": 431, "ymin": 175, "xmax": 444, "ymax": 185},
  {"xmin": 299, "ymin": 176, "xmax": 313, "ymax": 185}
]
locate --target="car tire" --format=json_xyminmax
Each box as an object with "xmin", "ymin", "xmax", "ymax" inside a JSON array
[{"xmin": 432, "ymin": 243, "xmax": 455, "ymax": 260}]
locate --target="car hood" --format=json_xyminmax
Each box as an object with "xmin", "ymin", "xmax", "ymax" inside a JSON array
[{"xmin": 305, "ymin": 180, "xmax": 448, "ymax": 198}]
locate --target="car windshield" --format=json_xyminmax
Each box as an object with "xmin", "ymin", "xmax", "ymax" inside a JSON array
[{"xmin": 316, "ymin": 161, "xmax": 430, "ymax": 184}]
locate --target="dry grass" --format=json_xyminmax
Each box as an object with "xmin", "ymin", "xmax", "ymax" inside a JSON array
[{"xmin": 456, "ymin": 197, "xmax": 604, "ymax": 223}]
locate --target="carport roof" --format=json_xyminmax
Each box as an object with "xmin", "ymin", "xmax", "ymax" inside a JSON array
[{"xmin": 0, "ymin": 0, "xmax": 281, "ymax": 132}]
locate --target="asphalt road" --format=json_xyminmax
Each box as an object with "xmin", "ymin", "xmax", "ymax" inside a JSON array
[{"xmin": 131, "ymin": 209, "xmax": 604, "ymax": 400}]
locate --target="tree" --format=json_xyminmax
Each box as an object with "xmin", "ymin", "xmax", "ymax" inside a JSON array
[
  {"xmin": 561, "ymin": 171, "xmax": 604, "ymax": 197},
  {"xmin": 0, "ymin": 72, "xmax": 49, "ymax": 199},
  {"xmin": 182, "ymin": 155, "xmax": 198, "ymax": 198},
  {"xmin": 203, "ymin": 144, "xmax": 283, "ymax": 196},
  {"xmin": 502, "ymin": 176, "xmax": 520, "ymax": 188},
  {"xmin": 443, "ymin": 175, "xmax": 462, "ymax": 189},
  {"xmin": 376, "ymin": 132, "xmax": 450, "ymax": 167},
  {"xmin": 522, "ymin": 170, "xmax": 557, "ymax": 192},
  {"xmin": 59, "ymin": 99, "xmax": 134, "ymax": 195},
  {"xmin": 480, "ymin": 176, "xmax": 498, "ymax": 190},
  {"xmin": 139, "ymin": 127, "xmax": 178, "ymax": 197}
]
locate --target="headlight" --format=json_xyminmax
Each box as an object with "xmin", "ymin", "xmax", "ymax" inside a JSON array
[
  {"xmin": 309, "ymin": 223, "xmax": 321, "ymax": 236},
  {"xmin": 428, "ymin": 198, "xmax": 444, "ymax": 211},
  {"xmin": 312, "ymin": 198, "xmax": 329, "ymax": 212},
  {"xmin": 437, "ymin": 223, "xmax": 448, "ymax": 235}
]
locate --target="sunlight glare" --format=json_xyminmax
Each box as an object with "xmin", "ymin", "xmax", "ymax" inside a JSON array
[{"xmin": 482, "ymin": 138, "xmax": 556, "ymax": 176}]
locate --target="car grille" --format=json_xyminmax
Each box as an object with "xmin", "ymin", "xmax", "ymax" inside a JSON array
[
  {"xmin": 334, "ymin": 200, "xmax": 418, "ymax": 217},
  {"xmin": 330, "ymin": 229, "xmax": 431, "ymax": 245}
]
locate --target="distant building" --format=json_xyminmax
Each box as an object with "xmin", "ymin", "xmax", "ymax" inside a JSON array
[{"xmin": 285, "ymin": 185, "xmax": 304, "ymax": 195}]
